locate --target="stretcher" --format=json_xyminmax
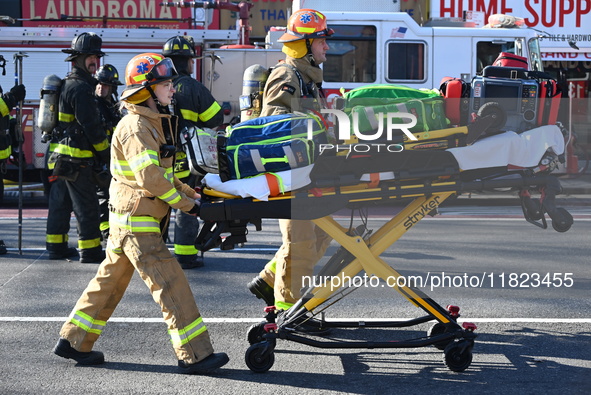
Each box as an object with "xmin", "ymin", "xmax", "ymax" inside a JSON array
[{"xmin": 195, "ymin": 124, "xmax": 573, "ymax": 373}]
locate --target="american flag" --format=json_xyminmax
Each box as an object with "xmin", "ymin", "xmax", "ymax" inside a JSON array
[{"xmin": 391, "ymin": 27, "xmax": 407, "ymax": 38}]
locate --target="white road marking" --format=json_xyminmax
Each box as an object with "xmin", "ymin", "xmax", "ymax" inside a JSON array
[
  {"xmin": 2, "ymin": 247, "xmax": 280, "ymax": 253},
  {"xmin": 0, "ymin": 317, "xmax": 590, "ymax": 323}
]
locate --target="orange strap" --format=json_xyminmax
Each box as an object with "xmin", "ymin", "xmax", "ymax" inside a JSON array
[
  {"xmin": 310, "ymin": 188, "xmax": 323, "ymax": 197},
  {"xmin": 367, "ymin": 173, "xmax": 380, "ymax": 188},
  {"xmin": 265, "ymin": 173, "xmax": 281, "ymax": 196}
]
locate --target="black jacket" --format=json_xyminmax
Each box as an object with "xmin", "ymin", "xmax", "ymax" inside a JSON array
[
  {"xmin": 96, "ymin": 95, "xmax": 121, "ymax": 139},
  {"xmin": 173, "ymin": 73, "xmax": 223, "ymax": 131},
  {"xmin": 55, "ymin": 66, "xmax": 109, "ymax": 163}
]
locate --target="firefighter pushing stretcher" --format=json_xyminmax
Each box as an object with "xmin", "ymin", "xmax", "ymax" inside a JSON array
[
  {"xmin": 246, "ymin": 9, "xmax": 335, "ymax": 333},
  {"xmin": 53, "ymin": 52, "xmax": 229, "ymax": 374}
]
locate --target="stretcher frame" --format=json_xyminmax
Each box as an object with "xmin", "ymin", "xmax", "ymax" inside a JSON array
[
  {"xmin": 197, "ymin": 166, "xmax": 573, "ymax": 373},
  {"xmin": 196, "ymin": 98, "xmax": 570, "ymax": 373}
]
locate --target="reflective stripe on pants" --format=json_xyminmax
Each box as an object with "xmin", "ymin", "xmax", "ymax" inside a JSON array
[
  {"xmin": 60, "ymin": 230, "xmax": 214, "ymax": 364},
  {"xmin": 260, "ymin": 219, "xmax": 332, "ymax": 306}
]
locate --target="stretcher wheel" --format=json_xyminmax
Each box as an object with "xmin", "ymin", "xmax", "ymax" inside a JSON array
[
  {"xmin": 477, "ymin": 102, "xmax": 506, "ymax": 131},
  {"xmin": 427, "ymin": 323, "xmax": 453, "ymax": 351},
  {"xmin": 523, "ymin": 198, "xmax": 544, "ymax": 221},
  {"xmin": 443, "ymin": 341, "xmax": 473, "ymax": 372},
  {"xmin": 550, "ymin": 208, "xmax": 573, "ymax": 233},
  {"xmin": 247, "ymin": 322, "xmax": 267, "ymax": 345},
  {"xmin": 245, "ymin": 343, "xmax": 275, "ymax": 373}
]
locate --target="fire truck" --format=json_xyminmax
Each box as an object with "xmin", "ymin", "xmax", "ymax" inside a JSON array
[
  {"xmin": 0, "ymin": 6, "xmax": 545, "ymax": 184},
  {"xmin": 0, "ymin": 24, "xmax": 241, "ymax": 184},
  {"xmin": 205, "ymin": 10, "xmax": 544, "ymax": 113}
]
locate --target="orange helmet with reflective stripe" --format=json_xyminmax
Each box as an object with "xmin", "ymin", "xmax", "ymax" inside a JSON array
[
  {"xmin": 278, "ymin": 9, "xmax": 334, "ymax": 43},
  {"xmin": 120, "ymin": 52, "xmax": 178, "ymax": 103}
]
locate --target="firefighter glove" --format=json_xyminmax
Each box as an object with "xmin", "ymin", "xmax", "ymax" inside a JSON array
[
  {"xmin": 187, "ymin": 203, "xmax": 200, "ymax": 216},
  {"xmin": 3, "ymin": 84, "xmax": 26, "ymax": 109},
  {"xmin": 97, "ymin": 149, "xmax": 111, "ymax": 168}
]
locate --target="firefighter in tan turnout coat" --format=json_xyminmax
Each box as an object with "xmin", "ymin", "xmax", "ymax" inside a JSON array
[
  {"xmin": 247, "ymin": 10, "xmax": 334, "ymax": 328},
  {"xmin": 53, "ymin": 52, "xmax": 229, "ymax": 375}
]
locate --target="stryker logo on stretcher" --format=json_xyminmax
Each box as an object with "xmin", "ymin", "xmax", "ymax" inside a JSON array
[
  {"xmin": 403, "ymin": 196, "xmax": 442, "ymax": 230},
  {"xmin": 307, "ymin": 110, "xmax": 419, "ymax": 142}
]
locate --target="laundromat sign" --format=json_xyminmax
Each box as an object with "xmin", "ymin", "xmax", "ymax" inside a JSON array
[
  {"xmin": 432, "ymin": 0, "xmax": 591, "ymax": 50},
  {"xmin": 21, "ymin": 0, "xmax": 219, "ymax": 29}
]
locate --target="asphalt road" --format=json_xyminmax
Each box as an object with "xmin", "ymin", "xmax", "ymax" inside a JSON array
[{"xmin": 0, "ymin": 203, "xmax": 590, "ymax": 394}]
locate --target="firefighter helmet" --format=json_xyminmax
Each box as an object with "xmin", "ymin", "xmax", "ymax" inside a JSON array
[
  {"xmin": 120, "ymin": 53, "xmax": 178, "ymax": 103},
  {"xmin": 279, "ymin": 9, "xmax": 333, "ymax": 58},
  {"xmin": 62, "ymin": 32, "xmax": 106, "ymax": 61},
  {"xmin": 278, "ymin": 9, "xmax": 333, "ymax": 43},
  {"xmin": 162, "ymin": 35, "xmax": 197, "ymax": 58},
  {"xmin": 96, "ymin": 64, "xmax": 123, "ymax": 86}
]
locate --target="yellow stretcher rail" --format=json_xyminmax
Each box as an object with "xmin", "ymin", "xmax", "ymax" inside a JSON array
[{"xmin": 304, "ymin": 192, "xmax": 455, "ymax": 323}]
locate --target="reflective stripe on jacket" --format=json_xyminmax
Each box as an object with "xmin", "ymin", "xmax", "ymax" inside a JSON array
[
  {"xmin": 109, "ymin": 103, "xmax": 196, "ymax": 232},
  {"xmin": 173, "ymin": 73, "xmax": 223, "ymax": 178},
  {"xmin": 0, "ymin": 96, "xmax": 11, "ymax": 160},
  {"xmin": 0, "ymin": 96, "xmax": 10, "ymax": 117},
  {"xmin": 174, "ymin": 74, "xmax": 223, "ymax": 129},
  {"xmin": 52, "ymin": 66, "xmax": 110, "ymax": 163}
]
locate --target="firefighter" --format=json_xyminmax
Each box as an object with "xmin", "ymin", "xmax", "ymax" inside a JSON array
[
  {"xmin": 53, "ymin": 53, "xmax": 229, "ymax": 374},
  {"xmin": 95, "ymin": 64, "xmax": 122, "ymax": 135},
  {"xmin": 246, "ymin": 9, "xmax": 334, "ymax": 332},
  {"xmin": 162, "ymin": 35, "xmax": 224, "ymax": 269},
  {"xmin": 45, "ymin": 32, "xmax": 110, "ymax": 263},
  {"xmin": 94, "ymin": 64, "xmax": 123, "ymax": 244},
  {"xmin": 0, "ymin": 83, "xmax": 26, "ymax": 254}
]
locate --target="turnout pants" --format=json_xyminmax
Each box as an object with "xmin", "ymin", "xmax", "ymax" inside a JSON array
[
  {"xmin": 60, "ymin": 229, "xmax": 214, "ymax": 364},
  {"xmin": 97, "ymin": 182, "xmax": 111, "ymax": 243},
  {"xmin": 46, "ymin": 165, "xmax": 102, "ymax": 253},
  {"xmin": 174, "ymin": 174, "xmax": 200, "ymax": 258},
  {"xmin": 259, "ymin": 219, "xmax": 332, "ymax": 309}
]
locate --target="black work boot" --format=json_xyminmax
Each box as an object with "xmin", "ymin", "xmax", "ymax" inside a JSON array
[
  {"xmin": 177, "ymin": 352, "xmax": 229, "ymax": 375},
  {"xmin": 247, "ymin": 276, "xmax": 275, "ymax": 306},
  {"xmin": 53, "ymin": 338, "xmax": 105, "ymax": 365},
  {"xmin": 79, "ymin": 246, "xmax": 105, "ymax": 264},
  {"xmin": 47, "ymin": 243, "xmax": 79, "ymax": 260},
  {"xmin": 176, "ymin": 254, "xmax": 204, "ymax": 269}
]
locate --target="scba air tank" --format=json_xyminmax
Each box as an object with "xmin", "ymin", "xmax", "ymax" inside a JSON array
[
  {"xmin": 240, "ymin": 64, "xmax": 269, "ymax": 121},
  {"xmin": 37, "ymin": 74, "xmax": 62, "ymax": 136}
]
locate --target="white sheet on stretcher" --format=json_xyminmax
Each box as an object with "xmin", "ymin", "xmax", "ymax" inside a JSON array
[
  {"xmin": 203, "ymin": 165, "xmax": 313, "ymax": 201},
  {"xmin": 359, "ymin": 125, "xmax": 565, "ymax": 181},
  {"xmin": 204, "ymin": 125, "xmax": 565, "ymax": 200},
  {"xmin": 447, "ymin": 125, "xmax": 565, "ymax": 170}
]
